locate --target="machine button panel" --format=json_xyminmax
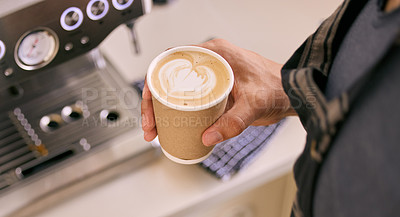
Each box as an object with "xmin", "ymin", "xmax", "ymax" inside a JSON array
[
  {"xmin": 87, "ymin": 0, "xmax": 110, "ymax": 20},
  {"xmin": 60, "ymin": 7, "xmax": 84, "ymax": 31},
  {"xmin": 112, "ymin": 0, "xmax": 134, "ymax": 10}
]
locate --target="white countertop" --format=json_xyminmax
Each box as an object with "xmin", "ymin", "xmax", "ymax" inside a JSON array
[
  {"xmin": 2, "ymin": 0, "xmax": 342, "ymax": 216},
  {"xmin": 36, "ymin": 117, "xmax": 306, "ymax": 217}
]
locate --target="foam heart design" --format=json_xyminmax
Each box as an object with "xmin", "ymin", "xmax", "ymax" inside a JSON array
[{"xmin": 159, "ymin": 59, "xmax": 216, "ymax": 99}]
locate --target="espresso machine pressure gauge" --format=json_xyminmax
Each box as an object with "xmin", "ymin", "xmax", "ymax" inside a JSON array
[{"xmin": 15, "ymin": 28, "xmax": 59, "ymax": 70}]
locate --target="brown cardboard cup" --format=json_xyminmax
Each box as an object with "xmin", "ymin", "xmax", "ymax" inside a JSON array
[{"xmin": 147, "ymin": 46, "xmax": 234, "ymax": 164}]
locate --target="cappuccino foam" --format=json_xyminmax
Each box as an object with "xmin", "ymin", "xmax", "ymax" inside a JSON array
[{"xmin": 151, "ymin": 50, "xmax": 231, "ymax": 107}]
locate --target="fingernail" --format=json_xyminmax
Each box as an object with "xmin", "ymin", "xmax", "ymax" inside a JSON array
[
  {"xmin": 204, "ymin": 131, "xmax": 223, "ymax": 146},
  {"xmin": 142, "ymin": 89, "xmax": 146, "ymax": 98}
]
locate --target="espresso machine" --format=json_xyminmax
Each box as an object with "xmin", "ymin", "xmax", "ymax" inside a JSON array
[{"xmin": 0, "ymin": 0, "xmax": 158, "ymax": 215}]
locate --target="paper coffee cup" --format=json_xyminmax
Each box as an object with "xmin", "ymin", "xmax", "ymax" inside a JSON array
[{"xmin": 147, "ymin": 46, "xmax": 234, "ymax": 164}]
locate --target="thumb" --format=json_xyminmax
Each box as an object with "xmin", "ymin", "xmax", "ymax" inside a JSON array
[{"xmin": 202, "ymin": 104, "xmax": 255, "ymax": 146}]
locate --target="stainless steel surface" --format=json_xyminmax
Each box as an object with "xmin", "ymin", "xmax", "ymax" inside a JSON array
[
  {"xmin": 7, "ymin": 143, "xmax": 158, "ymax": 217},
  {"xmin": 0, "ymin": 48, "xmax": 158, "ymax": 193},
  {"xmin": 0, "ymin": 1, "xmax": 158, "ymax": 216},
  {"xmin": 126, "ymin": 21, "xmax": 141, "ymax": 54}
]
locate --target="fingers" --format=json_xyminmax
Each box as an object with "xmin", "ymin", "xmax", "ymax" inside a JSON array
[
  {"xmin": 202, "ymin": 103, "xmax": 255, "ymax": 146},
  {"xmin": 144, "ymin": 127, "xmax": 157, "ymax": 142},
  {"xmin": 141, "ymin": 79, "xmax": 157, "ymax": 141}
]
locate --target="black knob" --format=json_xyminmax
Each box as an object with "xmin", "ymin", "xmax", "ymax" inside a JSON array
[
  {"xmin": 100, "ymin": 110, "xmax": 119, "ymax": 122},
  {"xmin": 61, "ymin": 105, "xmax": 83, "ymax": 122},
  {"xmin": 65, "ymin": 11, "xmax": 80, "ymax": 26},
  {"xmin": 40, "ymin": 114, "xmax": 64, "ymax": 132},
  {"xmin": 91, "ymin": 1, "xmax": 106, "ymax": 16}
]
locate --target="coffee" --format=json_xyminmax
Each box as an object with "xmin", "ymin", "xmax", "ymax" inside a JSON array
[
  {"xmin": 147, "ymin": 46, "xmax": 234, "ymax": 164},
  {"xmin": 151, "ymin": 50, "xmax": 231, "ymax": 107}
]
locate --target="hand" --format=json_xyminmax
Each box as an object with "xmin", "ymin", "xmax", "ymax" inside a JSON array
[
  {"xmin": 141, "ymin": 77, "xmax": 157, "ymax": 142},
  {"xmin": 141, "ymin": 39, "xmax": 297, "ymax": 145}
]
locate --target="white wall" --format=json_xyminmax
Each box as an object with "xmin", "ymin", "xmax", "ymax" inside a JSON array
[{"xmin": 100, "ymin": 0, "xmax": 343, "ymax": 82}]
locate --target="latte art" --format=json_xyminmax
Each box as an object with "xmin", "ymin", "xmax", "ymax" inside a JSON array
[
  {"xmin": 159, "ymin": 59, "xmax": 216, "ymax": 99},
  {"xmin": 151, "ymin": 50, "xmax": 231, "ymax": 107}
]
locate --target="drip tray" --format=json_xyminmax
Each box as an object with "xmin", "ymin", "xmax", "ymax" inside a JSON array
[{"xmin": 0, "ymin": 131, "xmax": 160, "ymax": 217}]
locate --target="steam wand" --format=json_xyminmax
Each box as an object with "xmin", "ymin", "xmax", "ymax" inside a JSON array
[{"xmin": 126, "ymin": 20, "xmax": 141, "ymax": 55}]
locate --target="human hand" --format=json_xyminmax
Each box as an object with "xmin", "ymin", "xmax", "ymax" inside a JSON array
[{"xmin": 141, "ymin": 39, "xmax": 297, "ymax": 145}]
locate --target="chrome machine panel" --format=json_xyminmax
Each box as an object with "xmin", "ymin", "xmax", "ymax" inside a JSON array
[{"xmin": 0, "ymin": 0, "xmax": 158, "ymax": 215}]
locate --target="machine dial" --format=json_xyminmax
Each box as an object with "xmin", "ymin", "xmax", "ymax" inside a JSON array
[
  {"xmin": 60, "ymin": 7, "xmax": 84, "ymax": 31},
  {"xmin": 0, "ymin": 40, "xmax": 5, "ymax": 60},
  {"xmin": 87, "ymin": 0, "xmax": 110, "ymax": 20},
  {"xmin": 15, "ymin": 28, "xmax": 59, "ymax": 70},
  {"xmin": 112, "ymin": 0, "xmax": 134, "ymax": 10}
]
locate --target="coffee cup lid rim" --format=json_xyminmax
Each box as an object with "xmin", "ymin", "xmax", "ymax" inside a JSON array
[
  {"xmin": 160, "ymin": 146, "xmax": 214, "ymax": 164},
  {"xmin": 146, "ymin": 46, "xmax": 234, "ymax": 111}
]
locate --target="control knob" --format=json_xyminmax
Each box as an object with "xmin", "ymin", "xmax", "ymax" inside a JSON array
[
  {"xmin": 40, "ymin": 114, "xmax": 64, "ymax": 132},
  {"xmin": 61, "ymin": 105, "xmax": 83, "ymax": 122}
]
